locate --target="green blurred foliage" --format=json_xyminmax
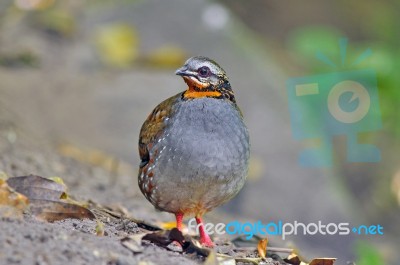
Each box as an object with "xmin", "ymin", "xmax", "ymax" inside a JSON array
[
  {"xmin": 355, "ymin": 241, "xmax": 384, "ymax": 265},
  {"xmin": 287, "ymin": 25, "xmax": 343, "ymax": 65},
  {"xmin": 36, "ymin": 8, "xmax": 76, "ymax": 37},
  {"xmin": 0, "ymin": 51, "xmax": 38, "ymax": 68}
]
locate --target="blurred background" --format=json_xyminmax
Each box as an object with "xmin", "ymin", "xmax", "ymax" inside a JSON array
[{"xmin": 0, "ymin": 0, "xmax": 399, "ymax": 264}]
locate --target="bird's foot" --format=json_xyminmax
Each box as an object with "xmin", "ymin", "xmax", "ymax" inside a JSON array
[
  {"xmin": 195, "ymin": 216, "xmax": 214, "ymax": 248},
  {"xmin": 175, "ymin": 212, "xmax": 184, "ymax": 231},
  {"xmin": 199, "ymin": 233, "xmax": 214, "ymax": 248}
]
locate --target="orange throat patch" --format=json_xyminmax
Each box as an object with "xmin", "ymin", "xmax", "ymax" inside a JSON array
[
  {"xmin": 183, "ymin": 90, "xmax": 222, "ymax": 99},
  {"xmin": 182, "ymin": 76, "xmax": 221, "ymax": 99}
]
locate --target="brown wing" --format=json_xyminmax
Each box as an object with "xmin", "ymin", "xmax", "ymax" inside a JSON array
[{"xmin": 138, "ymin": 93, "xmax": 181, "ymax": 168}]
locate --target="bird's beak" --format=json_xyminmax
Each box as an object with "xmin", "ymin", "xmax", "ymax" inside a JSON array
[
  {"xmin": 175, "ymin": 67, "xmax": 186, "ymax": 76},
  {"xmin": 175, "ymin": 67, "xmax": 196, "ymax": 77}
]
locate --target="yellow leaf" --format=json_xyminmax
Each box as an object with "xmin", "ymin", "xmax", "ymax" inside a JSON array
[
  {"xmin": 7, "ymin": 175, "xmax": 95, "ymax": 222},
  {"xmin": 145, "ymin": 45, "xmax": 187, "ymax": 68},
  {"xmin": 204, "ymin": 251, "xmax": 218, "ymax": 265},
  {"xmin": 0, "ymin": 179, "xmax": 29, "ymax": 219},
  {"xmin": 96, "ymin": 220, "xmax": 105, "ymax": 236},
  {"xmin": 257, "ymin": 238, "xmax": 268, "ymax": 259},
  {"xmin": 158, "ymin": 221, "xmax": 180, "ymax": 230},
  {"xmin": 95, "ymin": 23, "xmax": 139, "ymax": 68},
  {"xmin": 0, "ymin": 179, "xmax": 29, "ymax": 210},
  {"xmin": 0, "ymin": 171, "xmax": 9, "ymax": 180}
]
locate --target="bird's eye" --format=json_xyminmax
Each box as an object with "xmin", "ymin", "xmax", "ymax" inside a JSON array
[{"xmin": 198, "ymin": 66, "xmax": 211, "ymax": 77}]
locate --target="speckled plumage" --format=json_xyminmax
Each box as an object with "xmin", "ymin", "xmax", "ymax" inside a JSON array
[
  {"xmin": 138, "ymin": 56, "xmax": 250, "ymax": 246},
  {"xmin": 139, "ymin": 94, "xmax": 249, "ymax": 215}
]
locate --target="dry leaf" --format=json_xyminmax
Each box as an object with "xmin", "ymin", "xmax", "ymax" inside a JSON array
[
  {"xmin": 0, "ymin": 179, "xmax": 29, "ymax": 208},
  {"xmin": 234, "ymin": 257, "xmax": 262, "ymax": 265},
  {"xmin": 48, "ymin": 176, "xmax": 68, "ymax": 190},
  {"xmin": 96, "ymin": 220, "xmax": 105, "ymax": 236},
  {"xmin": 121, "ymin": 234, "xmax": 147, "ymax": 253},
  {"xmin": 142, "ymin": 228, "xmax": 211, "ymax": 257},
  {"xmin": 309, "ymin": 258, "xmax": 336, "ymax": 265},
  {"xmin": 0, "ymin": 179, "xmax": 29, "ymax": 218},
  {"xmin": 257, "ymin": 238, "xmax": 268, "ymax": 259},
  {"xmin": 142, "ymin": 228, "xmax": 185, "ymax": 248},
  {"xmin": 29, "ymin": 199, "xmax": 95, "ymax": 222},
  {"xmin": 7, "ymin": 175, "xmax": 66, "ymax": 200},
  {"xmin": 285, "ymin": 253, "xmax": 302, "ymax": 265},
  {"xmin": 7, "ymin": 175, "xmax": 95, "ymax": 222},
  {"xmin": 0, "ymin": 171, "xmax": 9, "ymax": 180},
  {"xmin": 217, "ymin": 256, "xmax": 236, "ymax": 265},
  {"xmin": 204, "ymin": 251, "xmax": 218, "ymax": 265},
  {"xmin": 182, "ymin": 237, "xmax": 211, "ymax": 258},
  {"xmin": 285, "ymin": 253, "xmax": 336, "ymax": 265},
  {"xmin": 205, "ymin": 251, "xmax": 236, "ymax": 265},
  {"xmin": 158, "ymin": 221, "xmax": 180, "ymax": 230}
]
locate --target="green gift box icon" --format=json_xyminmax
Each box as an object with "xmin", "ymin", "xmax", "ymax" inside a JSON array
[{"xmin": 287, "ymin": 39, "xmax": 382, "ymax": 167}]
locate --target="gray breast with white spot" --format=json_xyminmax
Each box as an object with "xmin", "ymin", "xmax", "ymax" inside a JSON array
[{"xmin": 149, "ymin": 97, "xmax": 250, "ymax": 214}]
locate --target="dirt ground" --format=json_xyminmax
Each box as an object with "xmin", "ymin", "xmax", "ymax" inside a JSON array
[
  {"xmin": 1, "ymin": 1, "xmax": 398, "ymax": 264},
  {"xmin": 0, "ymin": 102, "xmax": 282, "ymax": 265}
]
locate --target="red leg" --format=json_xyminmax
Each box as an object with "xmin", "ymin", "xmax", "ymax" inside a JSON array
[
  {"xmin": 195, "ymin": 216, "xmax": 214, "ymax": 247},
  {"xmin": 175, "ymin": 212, "xmax": 184, "ymax": 231}
]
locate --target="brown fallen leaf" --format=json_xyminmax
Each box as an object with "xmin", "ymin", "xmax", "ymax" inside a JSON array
[
  {"xmin": 285, "ymin": 253, "xmax": 302, "ymax": 265},
  {"xmin": 7, "ymin": 175, "xmax": 66, "ymax": 200},
  {"xmin": 181, "ymin": 237, "xmax": 211, "ymax": 258},
  {"xmin": 257, "ymin": 238, "xmax": 268, "ymax": 259},
  {"xmin": 309, "ymin": 258, "xmax": 336, "ymax": 265},
  {"xmin": 285, "ymin": 253, "xmax": 336, "ymax": 265},
  {"xmin": 29, "ymin": 199, "xmax": 95, "ymax": 222},
  {"xmin": 6, "ymin": 175, "xmax": 95, "ymax": 222},
  {"xmin": 142, "ymin": 228, "xmax": 185, "ymax": 249},
  {"xmin": 142, "ymin": 228, "xmax": 210, "ymax": 257}
]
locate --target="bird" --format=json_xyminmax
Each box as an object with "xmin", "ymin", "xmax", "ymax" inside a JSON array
[{"xmin": 138, "ymin": 56, "xmax": 250, "ymax": 247}]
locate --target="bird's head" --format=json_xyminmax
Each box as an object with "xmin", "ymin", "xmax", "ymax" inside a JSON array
[{"xmin": 175, "ymin": 56, "xmax": 235, "ymax": 102}]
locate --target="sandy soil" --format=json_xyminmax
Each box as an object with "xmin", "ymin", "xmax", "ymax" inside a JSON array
[
  {"xmin": 2, "ymin": 1, "xmax": 397, "ymax": 264},
  {"xmin": 0, "ymin": 104, "xmax": 284, "ymax": 264}
]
